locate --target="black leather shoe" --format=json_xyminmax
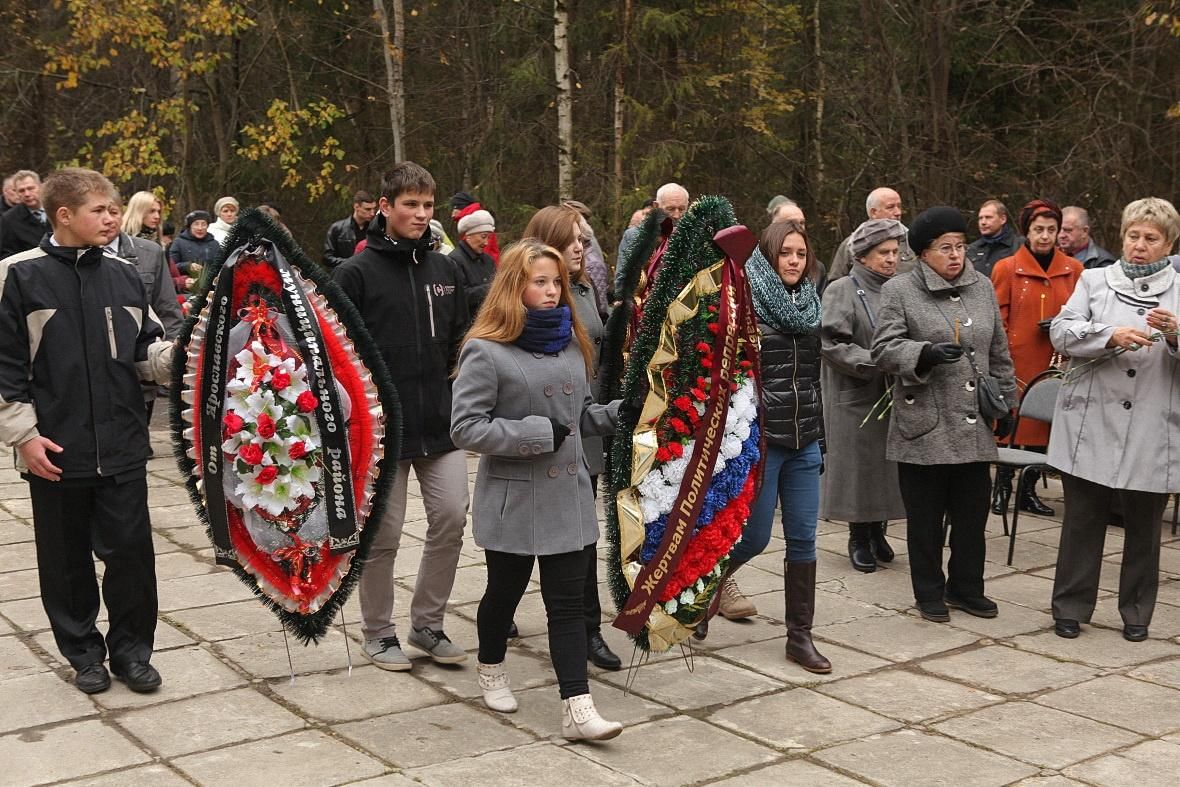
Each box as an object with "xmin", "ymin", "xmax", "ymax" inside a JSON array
[
  {"xmin": 1054, "ymin": 619, "xmax": 1080, "ymax": 638},
  {"xmin": 848, "ymin": 523, "xmax": 876, "ymax": 573},
  {"xmin": 507, "ymin": 621, "xmax": 519, "ymax": 639},
  {"xmin": 869, "ymin": 523, "xmax": 894, "ymax": 563},
  {"xmin": 1123, "ymin": 624, "xmax": 1149, "ymax": 642},
  {"xmin": 916, "ymin": 600, "xmax": 950, "ymax": 623},
  {"xmin": 692, "ymin": 619, "xmax": 709, "ymax": 640},
  {"xmin": 945, "ymin": 592, "xmax": 999, "ymax": 618},
  {"xmin": 1018, "ymin": 485, "xmax": 1055, "ymax": 516},
  {"xmin": 113, "ymin": 661, "xmax": 162, "ymax": 693},
  {"xmin": 75, "ymin": 663, "xmax": 110, "ymax": 694},
  {"xmin": 991, "ymin": 468, "xmax": 1014, "ymax": 515},
  {"xmin": 587, "ymin": 632, "xmax": 622, "ymax": 670}
]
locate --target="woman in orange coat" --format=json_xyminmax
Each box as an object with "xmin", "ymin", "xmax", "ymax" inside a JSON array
[{"xmin": 990, "ymin": 199, "xmax": 1083, "ymax": 515}]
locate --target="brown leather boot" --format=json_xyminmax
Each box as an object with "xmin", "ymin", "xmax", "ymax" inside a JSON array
[{"xmin": 784, "ymin": 560, "xmax": 832, "ymax": 674}]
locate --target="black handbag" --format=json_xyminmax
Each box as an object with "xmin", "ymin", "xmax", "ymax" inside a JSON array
[{"xmin": 966, "ymin": 352, "xmax": 1009, "ymax": 419}]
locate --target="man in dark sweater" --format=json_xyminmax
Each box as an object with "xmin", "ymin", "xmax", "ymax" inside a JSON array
[{"xmin": 333, "ymin": 162, "xmax": 471, "ymax": 671}]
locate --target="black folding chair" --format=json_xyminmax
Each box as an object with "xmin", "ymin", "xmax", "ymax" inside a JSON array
[{"xmin": 992, "ymin": 370, "xmax": 1061, "ymax": 565}]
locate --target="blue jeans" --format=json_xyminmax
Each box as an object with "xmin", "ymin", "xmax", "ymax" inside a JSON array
[{"xmin": 730, "ymin": 441, "xmax": 821, "ymax": 564}]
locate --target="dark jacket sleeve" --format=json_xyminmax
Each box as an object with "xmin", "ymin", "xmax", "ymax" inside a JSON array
[
  {"xmin": 0, "ymin": 265, "xmax": 38, "ymax": 446},
  {"xmin": 323, "ymin": 220, "xmax": 350, "ymax": 269},
  {"xmin": 150, "ymin": 254, "xmax": 183, "ymax": 339},
  {"xmin": 449, "ymin": 262, "xmax": 470, "ymax": 372},
  {"xmin": 331, "ymin": 260, "xmax": 364, "ymax": 311}
]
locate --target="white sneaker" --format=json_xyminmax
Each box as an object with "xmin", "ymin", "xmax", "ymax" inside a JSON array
[
  {"xmin": 477, "ymin": 662, "xmax": 517, "ymax": 713},
  {"xmin": 561, "ymin": 693, "xmax": 622, "ymax": 741},
  {"xmin": 408, "ymin": 626, "xmax": 468, "ymax": 664},
  {"xmin": 362, "ymin": 636, "xmax": 412, "ymax": 671}
]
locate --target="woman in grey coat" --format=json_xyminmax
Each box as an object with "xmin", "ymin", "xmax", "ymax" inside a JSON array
[
  {"xmin": 1049, "ymin": 197, "xmax": 1180, "ymax": 642},
  {"xmin": 450, "ymin": 240, "xmax": 623, "ymax": 741},
  {"xmin": 820, "ymin": 218, "xmax": 908, "ymax": 573},
  {"xmin": 522, "ymin": 205, "xmax": 621, "ymax": 672},
  {"xmin": 871, "ymin": 207, "xmax": 1017, "ymax": 623}
]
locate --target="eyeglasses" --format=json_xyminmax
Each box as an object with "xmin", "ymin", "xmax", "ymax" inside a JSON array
[{"xmin": 934, "ymin": 243, "xmax": 967, "ymax": 256}]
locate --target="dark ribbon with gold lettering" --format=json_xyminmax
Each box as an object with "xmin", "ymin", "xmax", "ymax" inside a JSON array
[{"xmin": 613, "ymin": 227, "xmax": 757, "ymax": 634}]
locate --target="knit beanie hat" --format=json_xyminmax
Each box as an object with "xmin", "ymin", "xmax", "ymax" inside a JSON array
[
  {"xmin": 908, "ymin": 206, "xmax": 967, "ymax": 254},
  {"xmin": 214, "ymin": 196, "xmax": 239, "ymax": 214},
  {"xmin": 450, "ymin": 191, "xmax": 477, "ymax": 211},
  {"xmin": 851, "ymin": 218, "xmax": 907, "ymax": 259},
  {"xmin": 458, "ymin": 209, "xmax": 495, "ymax": 236},
  {"xmin": 1018, "ymin": 198, "xmax": 1063, "ymax": 236},
  {"xmin": 184, "ymin": 210, "xmax": 213, "ymax": 228}
]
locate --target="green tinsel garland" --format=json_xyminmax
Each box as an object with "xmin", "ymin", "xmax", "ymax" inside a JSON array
[{"xmin": 604, "ymin": 195, "xmax": 738, "ymax": 652}]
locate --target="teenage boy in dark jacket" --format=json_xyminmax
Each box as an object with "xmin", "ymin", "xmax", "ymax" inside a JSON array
[
  {"xmin": 333, "ymin": 161, "xmax": 471, "ymax": 671},
  {"xmin": 0, "ymin": 168, "xmax": 175, "ymax": 695}
]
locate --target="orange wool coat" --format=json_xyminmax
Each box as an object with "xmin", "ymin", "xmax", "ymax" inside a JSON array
[{"xmin": 991, "ymin": 246, "xmax": 1083, "ymax": 446}]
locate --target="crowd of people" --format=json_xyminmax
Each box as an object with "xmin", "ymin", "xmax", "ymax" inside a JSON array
[{"xmin": 1, "ymin": 161, "xmax": 1179, "ymax": 743}]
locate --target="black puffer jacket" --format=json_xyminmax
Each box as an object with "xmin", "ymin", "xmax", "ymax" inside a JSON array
[
  {"xmin": 332, "ymin": 215, "xmax": 469, "ymax": 460},
  {"xmin": 759, "ymin": 323, "xmax": 824, "ymax": 450}
]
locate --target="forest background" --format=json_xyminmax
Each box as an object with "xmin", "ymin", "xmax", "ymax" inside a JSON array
[{"xmin": 0, "ymin": 0, "xmax": 1178, "ymax": 261}]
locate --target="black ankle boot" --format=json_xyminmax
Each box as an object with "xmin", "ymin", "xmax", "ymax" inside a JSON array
[
  {"xmin": 848, "ymin": 523, "xmax": 876, "ymax": 573},
  {"xmin": 1018, "ymin": 469, "xmax": 1055, "ymax": 516},
  {"xmin": 991, "ymin": 467, "xmax": 1014, "ymax": 515},
  {"xmin": 869, "ymin": 522, "xmax": 894, "ymax": 563}
]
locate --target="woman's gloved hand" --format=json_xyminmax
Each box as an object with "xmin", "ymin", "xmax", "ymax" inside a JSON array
[
  {"xmin": 916, "ymin": 342, "xmax": 963, "ymax": 374},
  {"xmin": 994, "ymin": 412, "xmax": 1016, "ymax": 439},
  {"xmin": 549, "ymin": 418, "xmax": 572, "ymax": 451}
]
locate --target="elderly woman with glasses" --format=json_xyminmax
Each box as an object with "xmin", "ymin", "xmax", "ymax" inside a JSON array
[
  {"xmin": 1049, "ymin": 197, "xmax": 1180, "ymax": 643},
  {"xmin": 872, "ymin": 207, "xmax": 1017, "ymax": 624}
]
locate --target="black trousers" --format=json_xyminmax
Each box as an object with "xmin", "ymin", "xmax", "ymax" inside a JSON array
[
  {"xmin": 1052, "ymin": 473, "xmax": 1167, "ymax": 626},
  {"xmin": 584, "ymin": 474, "xmax": 602, "ymax": 634},
  {"xmin": 897, "ymin": 462, "xmax": 991, "ymax": 603},
  {"xmin": 478, "ymin": 545, "xmax": 592, "ymax": 699},
  {"xmin": 29, "ymin": 474, "xmax": 157, "ymax": 670}
]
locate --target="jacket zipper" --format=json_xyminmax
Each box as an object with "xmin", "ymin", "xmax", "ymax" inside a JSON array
[
  {"xmin": 104, "ymin": 307, "xmax": 117, "ymax": 358},
  {"xmin": 790, "ymin": 335, "xmax": 801, "ymax": 446},
  {"xmin": 424, "ymin": 285, "xmax": 437, "ymax": 338},
  {"xmin": 76, "ymin": 257, "xmax": 103, "ymax": 475},
  {"xmin": 406, "ymin": 263, "xmax": 428, "ymax": 456}
]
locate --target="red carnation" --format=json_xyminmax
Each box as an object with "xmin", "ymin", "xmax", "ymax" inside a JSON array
[
  {"xmin": 237, "ymin": 444, "xmax": 264, "ymax": 465},
  {"xmin": 288, "ymin": 442, "xmax": 308, "ymax": 460},
  {"xmin": 257, "ymin": 412, "xmax": 276, "ymax": 439},
  {"xmin": 256, "ymin": 466, "xmax": 279, "ymax": 485},
  {"xmin": 656, "ymin": 446, "xmax": 672, "ymax": 463},
  {"xmin": 669, "ymin": 417, "xmax": 691, "ymax": 435},
  {"xmin": 673, "ymin": 395, "xmax": 693, "ymax": 413},
  {"xmin": 707, "ymin": 323, "xmax": 721, "ymax": 334},
  {"xmin": 668, "ymin": 441, "xmax": 684, "ymax": 459},
  {"xmin": 695, "ymin": 341, "xmax": 711, "ymax": 354},
  {"xmin": 700, "ymin": 358, "xmax": 712, "ymax": 369},
  {"xmin": 223, "ymin": 412, "xmax": 245, "ymax": 434},
  {"xmin": 296, "ymin": 391, "xmax": 319, "ymax": 413},
  {"xmin": 707, "ymin": 304, "xmax": 718, "ymax": 313},
  {"xmin": 690, "ymin": 387, "xmax": 707, "ymax": 402},
  {"xmin": 740, "ymin": 359, "xmax": 752, "ymax": 369},
  {"xmin": 271, "ymin": 369, "xmax": 291, "ymax": 391}
]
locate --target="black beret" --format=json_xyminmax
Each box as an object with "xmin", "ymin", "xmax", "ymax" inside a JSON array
[{"xmin": 908, "ymin": 206, "xmax": 967, "ymax": 255}]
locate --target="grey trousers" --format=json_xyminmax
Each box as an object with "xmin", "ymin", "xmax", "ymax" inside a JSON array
[
  {"xmin": 1051, "ymin": 473, "xmax": 1168, "ymax": 627},
  {"xmin": 360, "ymin": 449, "xmax": 470, "ymax": 639}
]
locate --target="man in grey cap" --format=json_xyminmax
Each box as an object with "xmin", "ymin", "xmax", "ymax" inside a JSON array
[{"xmin": 827, "ymin": 187, "xmax": 916, "ymax": 281}]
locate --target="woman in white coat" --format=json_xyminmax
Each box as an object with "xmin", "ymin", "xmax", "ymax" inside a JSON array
[{"xmin": 1049, "ymin": 197, "xmax": 1180, "ymax": 642}]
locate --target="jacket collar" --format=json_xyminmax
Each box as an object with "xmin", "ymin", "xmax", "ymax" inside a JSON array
[
  {"xmin": 40, "ymin": 236, "xmax": 105, "ymax": 267},
  {"xmin": 1012, "ymin": 245, "xmax": 1076, "ymax": 279},
  {"xmin": 913, "ymin": 258, "xmax": 981, "ymax": 294},
  {"xmin": 363, "ymin": 213, "xmax": 433, "ymax": 262},
  {"xmin": 1105, "ymin": 258, "xmax": 1176, "ymax": 298},
  {"xmin": 849, "ymin": 260, "xmax": 891, "ymax": 294}
]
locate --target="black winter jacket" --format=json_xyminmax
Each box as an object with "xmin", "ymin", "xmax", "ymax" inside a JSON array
[
  {"xmin": 0, "ymin": 205, "xmax": 50, "ymax": 258},
  {"xmin": 758, "ymin": 323, "xmax": 824, "ymax": 451},
  {"xmin": 448, "ymin": 241, "xmax": 495, "ymax": 320},
  {"xmin": 0, "ymin": 240, "xmax": 168, "ymax": 479},
  {"xmin": 323, "ymin": 216, "xmax": 366, "ymax": 268},
  {"xmin": 167, "ymin": 229, "xmax": 221, "ymax": 274},
  {"xmin": 333, "ymin": 216, "xmax": 469, "ymax": 459}
]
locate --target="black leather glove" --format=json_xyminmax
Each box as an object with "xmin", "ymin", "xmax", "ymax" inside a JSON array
[
  {"xmin": 994, "ymin": 413, "xmax": 1016, "ymax": 439},
  {"xmin": 916, "ymin": 342, "xmax": 964, "ymax": 374},
  {"xmin": 1037, "ymin": 318, "xmax": 1052, "ymax": 334},
  {"xmin": 549, "ymin": 418, "xmax": 571, "ymax": 451},
  {"xmin": 616, "ymin": 391, "xmax": 645, "ymax": 425}
]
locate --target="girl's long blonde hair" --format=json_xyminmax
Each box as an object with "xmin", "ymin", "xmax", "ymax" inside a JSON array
[
  {"xmin": 523, "ymin": 205, "xmax": 588, "ymax": 284},
  {"xmin": 461, "ymin": 239, "xmax": 594, "ymax": 377},
  {"xmin": 121, "ymin": 191, "xmax": 162, "ymax": 242}
]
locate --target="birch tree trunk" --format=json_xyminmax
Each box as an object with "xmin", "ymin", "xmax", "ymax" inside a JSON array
[
  {"xmin": 554, "ymin": 0, "xmax": 574, "ymax": 200},
  {"xmin": 612, "ymin": 0, "xmax": 632, "ymax": 229},
  {"xmin": 373, "ymin": 0, "xmax": 405, "ymax": 162}
]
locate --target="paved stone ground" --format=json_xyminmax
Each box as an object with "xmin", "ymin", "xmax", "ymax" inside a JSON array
[{"xmin": 3, "ymin": 419, "xmax": 1180, "ymax": 786}]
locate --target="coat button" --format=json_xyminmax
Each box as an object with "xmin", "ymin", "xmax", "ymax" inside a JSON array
[
  {"xmin": 1123, "ymin": 401, "xmax": 1132, "ymax": 410},
  {"xmin": 563, "ymin": 382, "xmax": 574, "ymax": 395},
  {"xmin": 548, "ymin": 466, "xmax": 559, "ymax": 478},
  {"xmin": 965, "ymin": 380, "xmax": 976, "ymax": 392},
  {"xmin": 904, "ymin": 395, "xmax": 915, "ymax": 405},
  {"xmin": 1127, "ymin": 368, "xmax": 1137, "ymax": 378},
  {"xmin": 519, "ymin": 445, "xmax": 530, "ymax": 456},
  {"xmin": 532, "ymin": 445, "xmax": 542, "ymax": 455},
  {"xmin": 567, "ymin": 463, "xmax": 577, "ymax": 475},
  {"xmin": 1141, "ymin": 284, "xmax": 1149, "ymax": 292},
  {"xmin": 544, "ymin": 385, "xmax": 554, "ymax": 396},
  {"xmin": 594, "ymin": 336, "xmax": 602, "ymax": 345},
  {"xmin": 1138, "ymin": 308, "xmax": 1146, "ymax": 316},
  {"xmin": 965, "ymin": 415, "xmax": 978, "ymax": 424}
]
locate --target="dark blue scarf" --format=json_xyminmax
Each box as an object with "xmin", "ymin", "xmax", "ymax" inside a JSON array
[{"xmin": 515, "ymin": 305, "xmax": 572, "ymax": 354}]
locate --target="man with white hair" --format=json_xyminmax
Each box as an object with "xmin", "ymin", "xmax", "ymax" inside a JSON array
[
  {"xmin": 767, "ymin": 196, "xmax": 806, "ymax": 226},
  {"xmin": 1058, "ymin": 205, "xmax": 1115, "ymax": 269},
  {"xmin": 827, "ymin": 187, "xmax": 915, "ymax": 281},
  {"xmin": 614, "ymin": 182, "xmax": 690, "ymax": 300}
]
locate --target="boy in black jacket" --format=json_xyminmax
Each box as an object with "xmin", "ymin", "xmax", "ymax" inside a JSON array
[
  {"xmin": 0, "ymin": 168, "xmax": 175, "ymax": 694},
  {"xmin": 333, "ymin": 162, "xmax": 471, "ymax": 671}
]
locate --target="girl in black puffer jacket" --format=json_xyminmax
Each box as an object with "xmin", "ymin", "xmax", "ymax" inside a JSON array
[{"xmin": 711, "ymin": 219, "xmax": 830, "ymax": 675}]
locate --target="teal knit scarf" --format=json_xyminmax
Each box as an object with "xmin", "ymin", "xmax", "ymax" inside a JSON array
[
  {"xmin": 745, "ymin": 247, "xmax": 821, "ymax": 334},
  {"xmin": 1120, "ymin": 257, "xmax": 1171, "ymax": 279}
]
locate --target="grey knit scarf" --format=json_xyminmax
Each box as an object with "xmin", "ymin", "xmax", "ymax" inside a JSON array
[
  {"xmin": 746, "ymin": 247, "xmax": 821, "ymax": 334},
  {"xmin": 1120, "ymin": 257, "xmax": 1171, "ymax": 279}
]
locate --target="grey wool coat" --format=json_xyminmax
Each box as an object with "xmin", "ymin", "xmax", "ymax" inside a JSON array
[
  {"xmin": 450, "ymin": 337, "xmax": 620, "ymax": 555},
  {"xmin": 571, "ymin": 279, "xmax": 606, "ymax": 477},
  {"xmin": 871, "ymin": 261, "xmax": 1017, "ymax": 465},
  {"xmin": 819, "ymin": 262, "xmax": 906, "ymax": 521},
  {"xmin": 1048, "ymin": 264, "xmax": 1180, "ymax": 493}
]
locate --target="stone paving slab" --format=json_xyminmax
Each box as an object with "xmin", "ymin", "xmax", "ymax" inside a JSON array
[
  {"xmin": 0, "ymin": 633, "xmax": 49, "ymax": 681},
  {"xmin": 0, "ymin": 718, "xmax": 152, "ymax": 785},
  {"xmin": 1062, "ymin": 738, "xmax": 1180, "ymax": 787},
  {"xmin": 172, "ymin": 729, "xmax": 387, "ymax": 785},
  {"xmin": 0, "ymin": 567, "xmax": 41, "ymax": 601},
  {"xmin": 267, "ymin": 664, "xmax": 449, "ymax": 723},
  {"xmin": 593, "ymin": 653, "xmax": 785, "ymax": 710},
  {"xmin": 1128, "ymin": 656, "xmax": 1180, "ymax": 690},
  {"xmin": 0, "ymin": 671, "xmax": 99, "ymax": 733},
  {"xmin": 59, "ymin": 763, "xmax": 192, "ymax": 786},
  {"xmin": 918, "ymin": 644, "xmax": 1100, "ymax": 695},
  {"xmin": 0, "ymin": 518, "xmax": 33, "ymax": 545},
  {"xmin": 708, "ymin": 687, "xmax": 901, "ymax": 750},
  {"xmin": 710, "ymin": 759, "xmax": 868, "ymax": 786},
  {"xmin": 92, "ymin": 645, "xmax": 247, "ymax": 709},
  {"xmin": 402, "ymin": 741, "xmax": 642, "ymax": 786},
  {"xmin": 814, "ymin": 610, "xmax": 982, "ymax": 662},
  {"xmin": 817, "ymin": 668, "xmax": 1002, "ymax": 723},
  {"xmin": 718, "ymin": 637, "xmax": 893, "ymax": 686},
  {"xmin": 504, "ymin": 681, "xmax": 674, "ymax": 739},
  {"xmin": 1034, "ymin": 674, "xmax": 1180, "ymax": 736},
  {"xmin": 814, "ymin": 728, "xmax": 1039, "ymax": 786},
  {"xmin": 1010, "ymin": 627, "xmax": 1180, "ymax": 669}
]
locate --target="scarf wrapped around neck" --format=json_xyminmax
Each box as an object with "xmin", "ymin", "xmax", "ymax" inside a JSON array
[
  {"xmin": 1120, "ymin": 257, "xmax": 1171, "ymax": 280},
  {"xmin": 745, "ymin": 247, "xmax": 821, "ymax": 334},
  {"xmin": 514, "ymin": 305, "xmax": 572, "ymax": 354}
]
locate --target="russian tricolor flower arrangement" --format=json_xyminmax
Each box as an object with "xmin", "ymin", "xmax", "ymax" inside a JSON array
[
  {"xmin": 605, "ymin": 195, "xmax": 763, "ymax": 653},
  {"xmin": 171, "ymin": 209, "xmax": 399, "ymax": 643}
]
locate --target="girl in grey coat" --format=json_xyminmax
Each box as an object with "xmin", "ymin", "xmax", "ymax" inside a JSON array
[
  {"xmin": 820, "ymin": 219, "xmax": 908, "ymax": 573},
  {"xmin": 1049, "ymin": 198, "xmax": 1180, "ymax": 642},
  {"xmin": 872, "ymin": 207, "xmax": 1017, "ymax": 624},
  {"xmin": 450, "ymin": 240, "xmax": 623, "ymax": 741}
]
